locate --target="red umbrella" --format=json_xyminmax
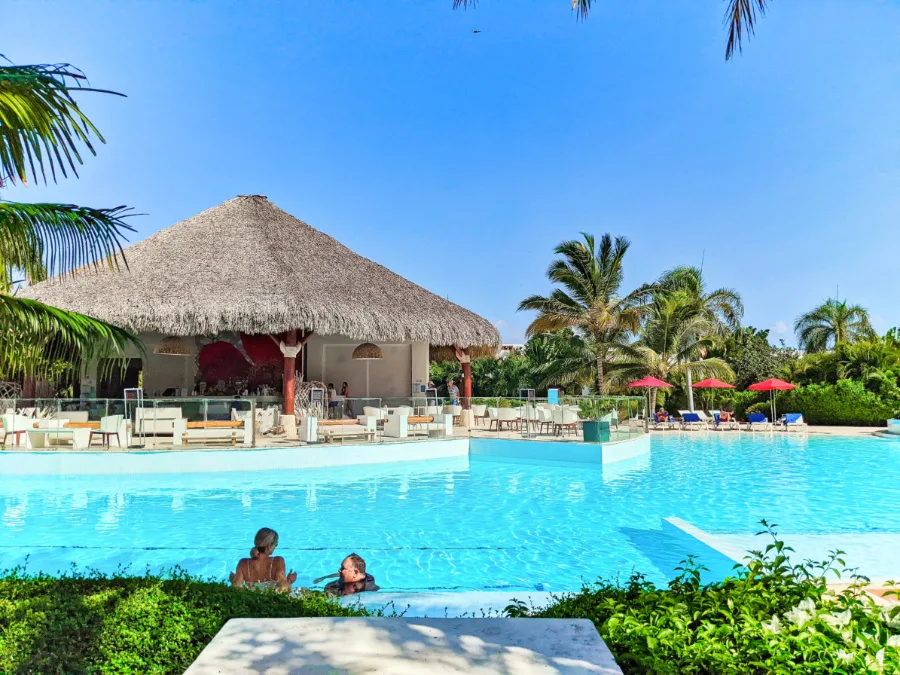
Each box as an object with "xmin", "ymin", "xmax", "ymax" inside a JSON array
[
  {"xmin": 692, "ymin": 378, "xmax": 735, "ymax": 389},
  {"xmin": 748, "ymin": 378, "xmax": 797, "ymax": 422},
  {"xmin": 628, "ymin": 376, "xmax": 673, "ymax": 389},
  {"xmin": 628, "ymin": 377, "xmax": 672, "ymax": 430},
  {"xmin": 747, "ymin": 378, "xmax": 796, "ymax": 392}
]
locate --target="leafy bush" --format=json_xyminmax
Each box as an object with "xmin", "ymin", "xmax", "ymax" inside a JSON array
[
  {"xmin": 773, "ymin": 380, "xmax": 898, "ymax": 426},
  {"xmin": 510, "ymin": 522, "xmax": 900, "ymax": 674},
  {"xmin": 0, "ymin": 566, "xmax": 367, "ymax": 674}
]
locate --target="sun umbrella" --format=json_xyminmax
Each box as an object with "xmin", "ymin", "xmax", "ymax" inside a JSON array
[
  {"xmin": 691, "ymin": 378, "xmax": 736, "ymax": 414},
  {"xmin": 692, "ymin": 378, "xmax": 735, "ymax": 389},
  {"xmin": 628, "ymin": 376, "xmax": 673, "ymax": 389},
  {"xmin": 747, "ymin": 378, "xmax": 797, "ymax": 423},
  {"xmin": 628, "ymin": 377, "xmax": 673, "ymax": 430}
]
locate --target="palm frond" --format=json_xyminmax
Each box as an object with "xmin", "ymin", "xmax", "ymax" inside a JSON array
[
  {"xmin": 724, "ymin": 0, "xmax": 768, "ymax": 61},
  {"xmin": 0, "ymin": 294, "xmax": 140, "ymax": 378},
  {"xmin": 453, "ymin": 0, "xmax": 593, "ymax": 21},
  {"xmin": 0, "ymin": 61, "xmax": 124, "ymax": 185},
  {"xmin": 0, "ymin": 201, "xmax": 132, "ymax": 278}
]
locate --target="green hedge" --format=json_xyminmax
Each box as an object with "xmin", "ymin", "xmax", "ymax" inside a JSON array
[
  {"xmin": 513, "ymin": 522, "xmax": 900, "ymax": 674},
  {"xmin": 0, "ymin": 568, "xmax": 367, "ymax": 674},
  {"xmin": 756, "ymin": 380, "xmax": 898, "ymax": 426}
]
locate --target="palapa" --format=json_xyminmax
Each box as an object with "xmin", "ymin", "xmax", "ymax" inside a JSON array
[{"xmin": 22, "ymin": 195, "xmax": 501, "ymax": 353}]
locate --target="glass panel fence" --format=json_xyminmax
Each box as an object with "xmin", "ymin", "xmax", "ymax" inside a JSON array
[{"xmin": 0, "ymin": 394, "xmax": 648, "ymax": 450}]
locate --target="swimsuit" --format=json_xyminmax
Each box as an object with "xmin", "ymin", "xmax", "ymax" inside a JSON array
[{"xmin": 244, "ymin": 557, "xmax": 278, "ymax": 591}]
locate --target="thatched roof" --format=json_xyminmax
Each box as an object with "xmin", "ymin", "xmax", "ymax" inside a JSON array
[{"xmin": 22, "ymin": 195, "xmax": 501, "ymax": 349}]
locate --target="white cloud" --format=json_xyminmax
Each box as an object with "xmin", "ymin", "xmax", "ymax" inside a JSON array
[
  {"xmin": 493, "ymin": 319, "xmax": 509, "ymax": 332},
  {"xmin": 773, "ymin": 320, "xmax": 789, "ymax": 334}
]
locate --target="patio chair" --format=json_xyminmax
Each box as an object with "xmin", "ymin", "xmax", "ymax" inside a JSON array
[
  {"xmin": 779, "ymin": 413, "xmax": 808, "ymax": 432},
  {"xmin": 90, "ymin": 415, "xmax": 125, "ymax": 448},
  {"xmin": 680, "ymin": 412, "xmax": 707, "ymax": 431},
  {"xmin": 747, "ymin": 413, "xmax": 773, "ymax": 432},
  {"xmin": 536, "ymin": 407, "xmax": 554, "ymax": 434},
  {"xmin": 1, "ymin": 413, "xmax": 32, "ymax": 448},
  {"xmin": 496, "ymin": 408, "xmax": 519, "ymax": 431},
  {"xmin": 470, "ymin": 404, "xmax": 487, "ymax": 425},
  {"xmin": 552, "ymin": 408, "xmax": 579, "ymax": 436},
  {"xmin": 694, "ymin": 411, "xmax": 714, "ymax": 426},
  {"xmin": 486, "ymin": 407, "xmax": 499, "ymax": 429}
]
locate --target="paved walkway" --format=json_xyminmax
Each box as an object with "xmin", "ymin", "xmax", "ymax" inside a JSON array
[{"xmin": 185, "ymin": 617, "xmax": 622, "ymax": 674}]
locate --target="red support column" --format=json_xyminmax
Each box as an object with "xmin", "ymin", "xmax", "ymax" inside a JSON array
[
  {"xmin": 461, "ymin": 360, "xmax": 472, "ymax": 407},
  {"xmin": 454, "ymin": 345, "xmax": 472, "ymax": 409},
  {"xmin": 282, "ymin": 329, "xmax": 297, "ymax": 416}
]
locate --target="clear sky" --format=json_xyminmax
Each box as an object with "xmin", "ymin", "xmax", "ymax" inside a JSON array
[{"xmin": 4, "ymin": 0, "xmax": 898, "ymax": 345}]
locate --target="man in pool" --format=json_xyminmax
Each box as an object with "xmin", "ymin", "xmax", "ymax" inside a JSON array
[{"xmin": 324, "ymin": 553, "xmax": 379, "ymax": 597}]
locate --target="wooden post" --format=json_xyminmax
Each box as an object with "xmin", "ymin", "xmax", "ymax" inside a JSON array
[
  {"xmin": 282, "ymin": 330, "xmax": 297, "ymax": 416},
  {"xmin": 454, "ymin": 345, "xmax": 472, "ymax": 409}
]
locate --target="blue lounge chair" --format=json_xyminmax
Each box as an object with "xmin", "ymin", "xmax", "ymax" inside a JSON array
[
  {"xmin": 747, "ymin": 413, "xmax": 772, "ymax": 432},
  {"xmin": 652, "ymin": 413, "xmax": 679, "ymax": 430},
  {"xmin": 681, "ymin": 412, "xmax": 707, "ymax": 430},
  {"xmin": 779, "ymin": 413, "xmax": 807, "ymax": 432}
]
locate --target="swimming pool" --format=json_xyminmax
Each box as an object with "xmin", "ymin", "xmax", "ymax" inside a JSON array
[{"xmin": 2, "ymin": 434, "xmax": 898, "ymax": 592}]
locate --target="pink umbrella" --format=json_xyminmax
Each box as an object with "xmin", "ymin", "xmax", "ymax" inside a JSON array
[
  {"xmin": 628, "ymin": 377, "xmax": 673, "ymax": 430},
  {"xmin": 748, "ymin": 378, "xmax": 797, "ymax": 422},
  {"xmin": 628, "ymin": 376, "xmax": 673, "ymax": 389},
  {"xmin": 692, "ymin": 378, "xmax": 735, "ymax": 389}
]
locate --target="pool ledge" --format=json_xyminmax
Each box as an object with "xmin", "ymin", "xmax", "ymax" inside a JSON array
[{"xmin": 0, "ymin": 434, "xmax": 650, "ymax": 475}]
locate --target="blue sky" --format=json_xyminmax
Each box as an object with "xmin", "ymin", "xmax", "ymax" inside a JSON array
[{"xmin": 4, "ymin": 0, "xmax": 899, "ymax": 345}]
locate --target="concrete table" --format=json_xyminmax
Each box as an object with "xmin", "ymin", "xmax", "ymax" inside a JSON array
[{"xmin": 185, "ymin": 617, "xmax": 622, "ymax": 674}]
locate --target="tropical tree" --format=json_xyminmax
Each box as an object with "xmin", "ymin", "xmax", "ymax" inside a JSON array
[
  {"xmin": 452, "ymin": 0, "xmax": 769, "ymax": 60},
  {"xmin": 612, "ymin": 291, "xmax": 734, "ymax": 412},
  {"xmin": 794, "ymin": 298, "xmax": 875, "ymax": 353},
  {"xmin": 518, "ymin": 233, "xmax": 648, "ymax": 394},
  {"xmin": 0, "ymin": 60, "xmax": 137, "ymax": 382},
  {"xmin": 654, "ymin": 265, "xmax": 743, "ymax": 408}
]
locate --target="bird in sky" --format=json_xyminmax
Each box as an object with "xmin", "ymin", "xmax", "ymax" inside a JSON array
[{"xmin": 473, "ymin": 30, "xmax": 481, "ymax": 34}]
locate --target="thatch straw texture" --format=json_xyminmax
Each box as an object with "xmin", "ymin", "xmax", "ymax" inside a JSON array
[
  {"xmin": 22, "ymin": 196, "xmax": 500, "ymax": 349},
  {"xmin": 429, "ymin": 344, "xmax": 499, "ymax": 362}
]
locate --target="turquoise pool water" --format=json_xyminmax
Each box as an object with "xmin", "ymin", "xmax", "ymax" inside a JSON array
[{"xmin": 2, "ymin": 434, "xmax": 899, "ymax": 592}]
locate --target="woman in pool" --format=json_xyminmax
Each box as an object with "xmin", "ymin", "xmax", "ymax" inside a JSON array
[{"xmin": 230, "ymin": 527, "xmax": 297, "ymax": 592}]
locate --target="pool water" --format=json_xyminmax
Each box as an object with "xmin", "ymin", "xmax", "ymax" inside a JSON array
[{"xmin": 3, "ymin": 434, "xmax": 899, "ymax": 592}]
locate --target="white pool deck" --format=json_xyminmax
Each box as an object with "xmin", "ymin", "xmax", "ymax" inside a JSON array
[{"xmin": 185, "ymin": 617, "xmax": 622, "ymax": 675}]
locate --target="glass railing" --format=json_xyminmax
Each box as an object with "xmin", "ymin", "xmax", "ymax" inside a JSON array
[{"xmin": 0, "ymin": 394, "xmax": 647, "ymax": 450}]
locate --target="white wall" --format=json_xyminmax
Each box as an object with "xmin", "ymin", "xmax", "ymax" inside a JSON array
[{"xmin": 305, "ymin": 335, "xmax": 428, "ymax": 400}]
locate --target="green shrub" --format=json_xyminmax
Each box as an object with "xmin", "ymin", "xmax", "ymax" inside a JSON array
[
  {"xmin": 510, "ymin": 522, "xmax": 900, "ymax": 674},
  {"xmin": 0, "ymin": 567, "xmax": 367, "ymax": 674},
  {"xmin": 774, "ymin": 380, "xmax": 898, "ymax": 426}
]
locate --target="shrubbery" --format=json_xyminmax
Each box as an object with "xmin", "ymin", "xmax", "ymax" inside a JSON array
[
  {"xmin": 742, "ymin": 380, "xmax": 899, "ymax": 426},
  {"xmin": 510, "ymin": 522, "xmax": 900, "ymax": 674},
  {"xmin": 0, "ymin": 567, "xmax": 367, "ymax": 674}
]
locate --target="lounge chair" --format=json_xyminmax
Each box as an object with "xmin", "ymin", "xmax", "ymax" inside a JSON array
[
  {"xmin": 747, "ymin": 413, "xmax": 772, "ymax": 432},
  {"xmin": 713, "ymin": 412, "xmax": 740, "ymax": 431},
  {"xmin": 651, "ymin": 413, "xmax": 679, "ymax": 430},
  {"xmin": 779, "ymin": 413, "xmax": 807, "ymax": 432},
  {"xmin": 694, "ymin": 411, "xmax": 714, "ymax": 426},
  {"xmin": 680, "ymin": 412, "xmax": 707, "ymax": 430}
]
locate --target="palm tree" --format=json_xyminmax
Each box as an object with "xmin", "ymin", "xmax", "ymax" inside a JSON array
[
  {"xmin": 0, "ymin": 60, "xmax": 137, "ymax": 380},
  {"xmin": 655, "ymin": 265, "xmax": 743, "ymax": 409},
  {"xmin": 612, "ymin": 291, "xmax": 734, "ymax": 412},
  {"xmin": 452, "ymin": 0, "xmax": 769, "ymax": 60},
  {"xmin": 518, "ymin": 233, "xmax": 647, "ymax": 394},
  {"xmin": 794, "ymin": 299, "xmax": 875, "ymax": 353}
]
